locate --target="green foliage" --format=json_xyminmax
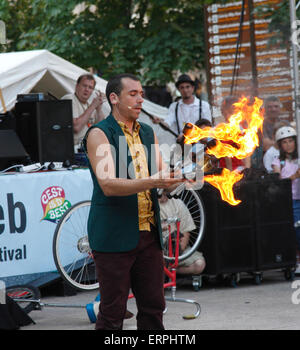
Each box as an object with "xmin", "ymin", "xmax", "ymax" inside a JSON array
[
  {"xmin": 0, "ymin": 0, "xmax": 221, "ymax": 85},
  {"xmin": 255, "ymin": 0, "xmax": 300, "ymax": 47}
]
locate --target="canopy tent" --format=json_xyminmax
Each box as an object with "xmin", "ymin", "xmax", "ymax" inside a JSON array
[{"xmin": 0, "ymin": 49, "xmax": 175, "ymax": 146}]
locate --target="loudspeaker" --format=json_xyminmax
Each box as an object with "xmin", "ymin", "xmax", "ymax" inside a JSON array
[
  {"xmin": 198, "ymin": 179, "xmax": 296, "ymax": 276},
  {"xmin": 15, "ymin": 100, "xmax": 74, "ymax": 164},
  {"xmin": 199, "ymin": 183, "xmax": 256, "ymax": 275},
  {"xmin": 0, "ymin": 112, "xmax": 16, "ymax": 131},
  {"xmin": 0, "ymin": 130, "xmax": 29, "ymax": 170},
  {"xmin": 254, "ymin": 179, "xmax": 296, "ymax": 270}
]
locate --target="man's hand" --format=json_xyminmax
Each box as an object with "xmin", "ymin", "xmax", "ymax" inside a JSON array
[
  {"xmin": 152, "ymin": 116, "xmax": 163, "ymax": 124},
  {"xmin": 152, "ymin": 117, "xmax": 171, "ymax": 130},
  {"xmin": 176, "ymin": 134, "xmax": 184, "ymax": 144},
  {"xmin": 291, "ymin": 168, "xmax": 300, "ymax": 180},
  {"xmin": 91, "ymin": 91, "xmax": 104, "ymax": 110},
  {"xmin": 150, "ymin": 169, "xmax": 185, "ymax": 189}
]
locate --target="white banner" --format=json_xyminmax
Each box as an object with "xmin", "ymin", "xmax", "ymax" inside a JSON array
[{"xmin": 0, "ymin": 169, "xmax": 93, "ymax": 278}]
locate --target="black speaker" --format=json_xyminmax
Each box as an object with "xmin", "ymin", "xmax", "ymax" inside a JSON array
[
  {"xmin": 0, "ymin": 112, "xmax": 16, "ymax": 130},
  {"xmin": 199, "ymin": 183, "xmax": 257, "ymax": 275},
  {"xmin": 0, "ymin": 129, "xmax": 29, "ymax": 170},
  {"xmin": 198, "ymin": 178, "xmax": 296, "ymax": 276},
  {"xmin": 254, "ymin": 179, "xmax": 296, "ymax": 270},
  {"xmin": 15, "ymin": 100, "xmax": 74, "ymax": 164}
]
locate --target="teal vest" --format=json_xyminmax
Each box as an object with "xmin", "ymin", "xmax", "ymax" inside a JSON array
[{"xmin": 85, "ymin": 114, "xmax": 163, "ymax": 252}]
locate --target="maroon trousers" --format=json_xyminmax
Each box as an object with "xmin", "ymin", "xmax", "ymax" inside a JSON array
[{"xmin": 92, "ymin": 226, "xmax": 165, "ymax": 330}]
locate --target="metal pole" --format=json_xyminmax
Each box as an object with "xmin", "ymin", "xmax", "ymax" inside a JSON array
[
  {"xmin": 289, "ymin": 0, "xmax": 300, "ymax": 164},
  {"xmin": 248, "ymin": 0, "xmax": 258, "ymax": 97}
]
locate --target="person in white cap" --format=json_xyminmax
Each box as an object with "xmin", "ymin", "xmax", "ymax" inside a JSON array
[
  {"xmin": 263, "ymin": 120, "xmax": 290, "ymax": 173},
  {"xmin": 272, "ymin": 126, "xmax": 300, "ymax": 274}
]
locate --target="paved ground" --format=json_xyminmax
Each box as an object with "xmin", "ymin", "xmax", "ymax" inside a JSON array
[{"xmin": 19, "ymin": 270, "xmax": 300, "ymax": 331}]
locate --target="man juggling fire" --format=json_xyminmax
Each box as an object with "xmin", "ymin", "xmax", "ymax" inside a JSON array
[{"xmin": 83, "ymin": 73, "xmax": 185, "ymax": 330}]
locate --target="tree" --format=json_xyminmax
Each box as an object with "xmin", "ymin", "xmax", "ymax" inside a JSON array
[
  {"xmin": 0, "ymin": 0, "xmax": 220, "ymax": 85},
  {"xmin": 255, "ymin": 0, "xmax": 300, "ymax": 47}
]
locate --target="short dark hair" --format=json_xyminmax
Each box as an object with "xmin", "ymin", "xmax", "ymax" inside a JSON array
[
  {"xmin": 222, "ymin": 95, "xmax": 239, "ymax": 109},
  {"xmin": 195, "ymin": 119, "xmax": 212, "ymax": 128},
  {"xmin": 106, "ymin": 73, "xmax": 140, "ymax": 108},
  {"xmin": 76, "ymin": 74, "xmax": 96, "ymax": 87},
  {"xmin": 264, "ymin": 95, "xmax": 280, "ymax": 106}
]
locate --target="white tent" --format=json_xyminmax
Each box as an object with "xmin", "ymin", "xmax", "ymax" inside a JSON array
[{"xmin": 0, "ymin": 49, "xmax": 176, "ymax": 146}]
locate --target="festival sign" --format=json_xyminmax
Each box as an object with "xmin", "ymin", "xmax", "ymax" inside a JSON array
[{"xmin": 41, "ymin": 186, "xmax": 72, "ymax": 224}]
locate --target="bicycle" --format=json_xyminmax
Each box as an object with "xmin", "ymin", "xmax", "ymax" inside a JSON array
[{"xmin": 52, "ymin": 188, "xmax": 205, "ymax": 292}]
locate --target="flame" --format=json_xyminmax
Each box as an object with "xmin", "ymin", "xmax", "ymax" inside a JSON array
[
  {"xmin": 184, "ymin": 96, "xmax": 264, "ymax": 206},
  {"xmin": 204, "ymin": 168, "xmax": 244, "ymax": 206}
]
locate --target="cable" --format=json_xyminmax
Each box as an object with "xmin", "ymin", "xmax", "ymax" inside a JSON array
[
  {"xmin": 23, "ymin": 165, "xmax": 45, "ymax": 173},
  {"xmin": 0, "ymin": 164, "xmax": 23, "ymax": 173}
]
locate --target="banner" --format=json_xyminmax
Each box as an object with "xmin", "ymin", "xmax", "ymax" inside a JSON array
[{"xmin": 0, "ymin": 169, "xmax": 93, "ymax": 278}]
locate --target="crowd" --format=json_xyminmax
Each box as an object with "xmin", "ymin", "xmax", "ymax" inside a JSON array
[{"xmin": 63, "ymin": 72, "xmax": 300, "ymax": 330}]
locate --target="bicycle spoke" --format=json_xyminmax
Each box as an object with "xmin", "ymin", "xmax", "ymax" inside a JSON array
[
  {"xmin": 53, "ymin": 201, "xmax": 98, "ymax": 291},
  {"xmin": 164, "ymin": 189, "xmax": 205, "ymax": 263}
]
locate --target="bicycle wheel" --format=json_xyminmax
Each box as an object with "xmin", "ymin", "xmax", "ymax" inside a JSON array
[
  {"xmin": 163, "ymin": 188, "xmax": 205, "ymax": 263},
  {"xmin": 6, "ymin": 284, "xmax": 41, "ymax": 314},
  {"xmin": 53, "ymin": 200, "xmax": 98, "ymax": 291}
]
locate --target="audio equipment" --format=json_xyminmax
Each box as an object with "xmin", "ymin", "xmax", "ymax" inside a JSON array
[
  {"xmin": 117, "ymin": 102, "xmax": 133, "ymax": 109},
  {"xmin": 0, "ymin": 111, "xmax": 16, "ymax": 131},
  {"xmin": 254, "ymin": 178, "xmax": 296, "ymax": 270},
  {"xmin": 15, "ymin": 100, "xmax": 74, "ymax": 164},
  {"xmin": 0, "ymin": 129, "xmax": 29, "ymax": 170},
  {"xmin": 17, "ymin": 93, "xmax": 47, "ymax": 102},
  {"xmin": 199, "ymin": 178, "xmax": 296, "ymax": 277},
  {"xmin": 199, "ymin": 182, "xmax": 256, "ymax": 275}
]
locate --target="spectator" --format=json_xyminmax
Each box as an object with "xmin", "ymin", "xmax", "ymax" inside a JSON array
[
  {"xmin": 272, "ymin": 126, "xmax": 300, "ymax": 274},
  {"xmin": 61, "ymin": 74, "xmax": 106, "ymax": 152},
  {"xmin": 262, "ymin": 96, "xmax": 282, "ymax": 152},
  {"xmin": 219, "ymin": 96, "xmax": 250, "ymax": 171},
  {"xmin": 251, "ymin": 96, "xmax": 282, "ymax": 170},
  {"xmin": 263, "ymin": 120, "xmax": 290, "ymax": 173},
  {"xmin": 167, "ymin": 74, "xmax": 212, "ymax": 138},
  {"xmin": 159, "ymin": 190, "xmax": 205, "ymax": 275},
  {"xmin": 220, "ymin": 95, "xmax": 239, "ymax": 122},
  {"xmin": 152, "ymin": 74, "xmax": 212, "ymax": 144},
  {"xmin": 194, "ymin": 119, "xmax": 218, "ymax": 172}
]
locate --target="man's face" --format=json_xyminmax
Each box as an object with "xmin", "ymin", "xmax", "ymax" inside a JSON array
[
  {"xmin": 117, "ymin": 78, "xmax": 144, "ymax": 120},
  {"xmin": 221, "ymin": 102, "xmax": 235, "ymax": 122},
  {"xmin": 178, "ymin": 82, "xmax": 195, "ymax": 100},
  {"xmin": 75, "ymin": 77, "xmax": 95, "ymax": 103},
  {"xmin": 265, "ymin": 101, "xmax": 281, "ymax": 121},
  {"xmin": 158, "ymin": 192, "xmax": 168, "ymax": 204}
]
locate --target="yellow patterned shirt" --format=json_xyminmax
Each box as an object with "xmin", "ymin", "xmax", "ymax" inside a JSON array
[{"xmin": 117, "ymin": 120, "xmax": 155, "ymax": 231}]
